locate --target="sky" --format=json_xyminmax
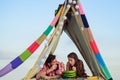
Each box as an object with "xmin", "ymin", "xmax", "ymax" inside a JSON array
[{"xmin": 0, "ymin": 0, "xmax": 120, "ymax": 80}]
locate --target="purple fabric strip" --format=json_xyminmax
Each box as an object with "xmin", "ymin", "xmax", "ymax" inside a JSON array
[
  {"xmin": 11, "ymin": 56, "xmax": 23, "ymax": 69},
  {"xmin": 0, "ymin": 63, "xmax": 13, "ymax": 77}
]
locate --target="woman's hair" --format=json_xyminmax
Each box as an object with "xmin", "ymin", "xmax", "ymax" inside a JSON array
[
  {"xmin": 67, "ymin": 52, "xmax": 87, "ymax": 77},
  {"xmin": 67, "ymin": 52, "xmax": 79, "ymax": 65},
  {"xmin": 44, "ymin": 54, "xmax": 56, "ymax": 66}
]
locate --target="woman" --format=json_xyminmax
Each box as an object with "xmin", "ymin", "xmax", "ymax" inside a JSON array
[
  {"xmin": 36, "ymin": 54, "xmax": 64, "ymax": 79},
  {"xmin": 66, "ymin": 52, "xmax": 88, "ymax": 78}
]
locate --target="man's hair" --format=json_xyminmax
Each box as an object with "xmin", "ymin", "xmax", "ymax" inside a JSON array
[{"xmin": 44, "ymin": 54, "xmax": 56, "ymax": 66}]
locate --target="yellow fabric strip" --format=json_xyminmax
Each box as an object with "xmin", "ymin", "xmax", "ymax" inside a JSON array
[
  {"xmin": 85, "ymin": 28, "xmax": 94, "ymax": 41},
  {"xmin": 36, "ymin": 34, "xmax": 46, "ymax": 44}
]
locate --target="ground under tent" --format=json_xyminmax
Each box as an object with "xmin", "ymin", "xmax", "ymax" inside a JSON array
[{"xmin": 0, "ymin": 0, "xmax": 113, "ymax": 80}]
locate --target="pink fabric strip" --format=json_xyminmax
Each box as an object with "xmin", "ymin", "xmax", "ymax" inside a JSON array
[
  {"xmin": 77, "ymin": 2, "xmax": 85, "ymax": 15},
  {"xmin": 50, "ymin": 16, "xmax": 59, "ymax": 26}
]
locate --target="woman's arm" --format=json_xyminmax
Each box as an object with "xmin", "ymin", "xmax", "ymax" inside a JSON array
[{"xmin": 66, "ymin": 62, "xmax": 70, "ymax": 70}]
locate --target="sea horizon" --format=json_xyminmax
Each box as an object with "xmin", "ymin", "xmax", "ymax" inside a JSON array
[{"xmin": 0, "ymin": 59, "xmax": 119, "ymax": 80}]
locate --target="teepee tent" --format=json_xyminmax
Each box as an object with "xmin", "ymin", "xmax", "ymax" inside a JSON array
[{"xmin": 0, "ymin": 0, "xmax": 112, "ymax": 80}]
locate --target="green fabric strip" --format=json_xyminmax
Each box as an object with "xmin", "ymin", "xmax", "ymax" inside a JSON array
[
  {"xmin": 19, "ymin": 50, "xmax": 31, "ymax": 62},
  {"xmin": 101, "ymin": 66, "xmax": 112, "ymax": 79},
  {"xmin": 77, "ymin": 0, "xmax": 80, "ymax": 2},
  {"xmin": 43, "ymin": 25, "xmax": 53, "ymax": 36}
]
